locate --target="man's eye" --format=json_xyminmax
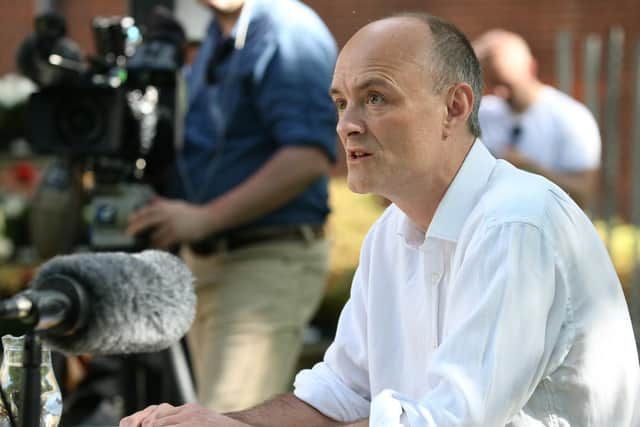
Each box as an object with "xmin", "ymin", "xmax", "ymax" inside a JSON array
[
  {"xmin": 334, "ymin": 99, "xmax": 347, "ymax": 111},
  {"xmin": 366, "ymin": 93, "xmax": 385, "ymax": 105}
]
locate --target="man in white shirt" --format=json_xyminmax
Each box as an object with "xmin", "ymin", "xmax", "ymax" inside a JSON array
[
  {"xmin": 473, "ymin": 30, "xmax": 601, "ymax": 208},
  {"xmin": 119, "ymin": 12, "xmax": 639, "ymax": 427}
]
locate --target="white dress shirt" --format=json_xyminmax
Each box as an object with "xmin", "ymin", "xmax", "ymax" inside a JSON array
[
  {"xmin": 294, "ymin": 141, "xmax": 639, "ymax": 426},
  {"xmin": 478, "ymin": 86, "xmax": 601, "ymax": 172}
]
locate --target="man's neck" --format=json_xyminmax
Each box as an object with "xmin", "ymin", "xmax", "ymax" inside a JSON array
[
  {"xmin": 216, "ymin": 8, "xmax": 243, "ymax": 37},
  {"xmin": 510, "ymin": 80, "xmax": 544, "ymax": 113},
  {"xmin": 389, "ymin": 136, "xmax": 475, "ymax": 233}
]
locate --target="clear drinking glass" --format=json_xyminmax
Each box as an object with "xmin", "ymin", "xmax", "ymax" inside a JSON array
[{"xmin": 0, "ymin": 335, "xmax": 62, "ymax": 427}]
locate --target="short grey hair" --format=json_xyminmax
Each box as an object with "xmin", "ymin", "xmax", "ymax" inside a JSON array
[{"xmin": 394, "ymin": 12, "xmax": 483, "ymax": 138}]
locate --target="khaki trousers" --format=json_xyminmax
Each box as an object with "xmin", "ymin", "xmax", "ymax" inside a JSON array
[{"xmin": 181, "ymin": 237, "xmax": 329, "ymax": 412}]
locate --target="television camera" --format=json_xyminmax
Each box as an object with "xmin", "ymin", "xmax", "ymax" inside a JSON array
[{"xmin": 18, "ymin": 8, "xmax": 185, "ymax": 255}]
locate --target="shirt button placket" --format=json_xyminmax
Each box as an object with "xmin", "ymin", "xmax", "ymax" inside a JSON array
[
  {"xmin": 431, "ymin": 271, "xmax": 441, "ymax": 349},
  {"xmin": 431, "ymin": 272, "xmax": 441, "ymax": 286}
]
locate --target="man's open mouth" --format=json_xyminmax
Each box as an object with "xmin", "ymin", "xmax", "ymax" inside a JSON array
[{"xmin": 349, "ymin": 151, "xmax": 372, "ymax": 159}]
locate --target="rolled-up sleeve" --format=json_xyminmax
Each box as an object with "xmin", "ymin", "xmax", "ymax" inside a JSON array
[{"xmin": 254, "ymin": 32, "xmax": 337, "ymax": 163}]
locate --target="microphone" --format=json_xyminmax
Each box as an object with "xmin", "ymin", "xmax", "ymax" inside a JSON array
[{"xmin": 0, "ymin": 250, "xmax": 195, "ymax": 356}]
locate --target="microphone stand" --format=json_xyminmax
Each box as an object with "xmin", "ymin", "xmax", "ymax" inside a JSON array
[{"xmin": 20, "ymin": 332, "xmax": 41, "ymax": 427}]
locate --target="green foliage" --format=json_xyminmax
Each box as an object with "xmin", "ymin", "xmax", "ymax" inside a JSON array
[
  {"xmin": 594, "ymin": 219, "xmax": 640, "ymax": 297},
  {"xmin": 313, "ymin": 178, "xmax": 385, "ymax": 335}
]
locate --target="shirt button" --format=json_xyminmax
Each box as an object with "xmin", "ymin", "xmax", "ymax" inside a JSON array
[{"xmin": 431, "ymin": 272, "xmax": 441, "ymax": 285}]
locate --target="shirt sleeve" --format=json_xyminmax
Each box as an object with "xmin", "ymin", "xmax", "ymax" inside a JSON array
[
  {"xmin": 293, "ymin": 264, "xmax": 372, "ymax": 422},
  {"xmin": 253, "ymin": 32, "xmax": 337, "ymax": 163},
  {"xmin": 556, "ymin": 104, "xmax": 601, "ymax": 171},
  {"xmin": 370, "ymin": 221, "xmax": 570, "ymax": 426}
]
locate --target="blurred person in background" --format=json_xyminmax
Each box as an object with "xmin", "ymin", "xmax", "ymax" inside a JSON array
[
  {"xmin": 473, "ymin": 29, "xmax": 601, "ymax": 208},
  {"xmin": 127, "ymin": 0, "xmax": 337, "ymax": 412},
  {"xmin": 121, "ymin": 12, "xmax": 639, "ymax": 427}
]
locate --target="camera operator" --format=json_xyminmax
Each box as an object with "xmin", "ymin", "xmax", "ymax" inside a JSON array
[{"xmin": 127, "ymin": 0, "xmax": 337, "ymax": 413}]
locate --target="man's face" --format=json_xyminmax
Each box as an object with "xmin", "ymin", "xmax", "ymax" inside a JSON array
[
  {"xmin": 199, "ymin": 0, "xmax": 245, "ymax": 15},
  {"xmin": 330, "ymin": 18, "xmax": 449, "ymax": 198},
  {"xmin": 477, "ymin": 38, "xmax": 533, "ymax": 108},
  {"xmin": 480, "ymin": 54, "xmax": 516, "ymax": 102}
]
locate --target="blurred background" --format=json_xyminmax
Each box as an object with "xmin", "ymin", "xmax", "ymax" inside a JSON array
[{"xmin": 1, "ymin": 0, "xmax": 640, "ymax": 424}]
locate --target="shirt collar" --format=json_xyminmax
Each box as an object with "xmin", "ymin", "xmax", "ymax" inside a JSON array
[
  {"xmin": 397, "ymin": 139, "xmax": 496, "ymax": 246},
  {"xmin": 211, "ymin": 0, "xmax": 265, "ymax": 41},
  {"xmin": 427, "ymin": 139, "xmax": 496, "ymax": 242}
]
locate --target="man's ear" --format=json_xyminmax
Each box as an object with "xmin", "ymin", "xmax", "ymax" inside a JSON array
[{"xmin": 443, "ymin": 83, "xmax": 474, "ymax": 139}]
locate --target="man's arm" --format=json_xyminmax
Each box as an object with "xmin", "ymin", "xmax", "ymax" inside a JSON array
[
  {"xmin": 227, "ymin": 394, "xmax": 367, "ymax": 427},
  {"xmin": 127, "ymin": 145, "xmax": 332, "ymax": 248},
  {"xmin": 202, "ymin": 144, "xmax": 331, "ymax": 234},
  {"xmin": 118, "ymin": 396, "xmax": 368, "ymax": 427}
]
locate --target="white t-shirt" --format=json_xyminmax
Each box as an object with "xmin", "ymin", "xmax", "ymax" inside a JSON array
[
  {"xmin": 478, "ymin": 86, "xmax": 601, "ymax": 172},
  {"xmin": 293, "ymin": 141, "xmax": 638, "ymax": 426}
]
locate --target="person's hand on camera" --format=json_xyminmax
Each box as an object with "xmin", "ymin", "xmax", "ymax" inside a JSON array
[
  {"xmin": 119, "ymin": 403, "xmax": 251, "ymax": 427},
  {"xmin": 127, "ymin": 196, "xmax": 211, "ymax": 249}
]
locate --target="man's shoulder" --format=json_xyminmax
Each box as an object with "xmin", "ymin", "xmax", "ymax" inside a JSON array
[
  {"xmin": 247, "ymin": 0, "xmax": 337, "ymax": 79},
  {"xmin": 538, "ymin": 86, "xmax": 596, "ymax": 122},
  {"xmin": 474, "ymin": 161, "xmax": 571, "ymax": 229},
  {"xmin": 257, "ymin": 0, "xmax": 335, "ymax": 43}
]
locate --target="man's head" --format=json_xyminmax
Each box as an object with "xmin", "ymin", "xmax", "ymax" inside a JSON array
[
  {"xmin": 330, "ymin": 14, "xmax": 481, "ymax": 199},
  {"xmin": 473, "ymin": 29, "xmax": 539, "ymax": 107}
]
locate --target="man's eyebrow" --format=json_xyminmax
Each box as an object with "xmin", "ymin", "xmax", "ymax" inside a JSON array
[
  {"xmin": 330, "ymin": 77, "xmax": 394, "ymax": 97},
  {"xmin": 355, "ymin": 77, "xmax": 394, "ymax": 91}
]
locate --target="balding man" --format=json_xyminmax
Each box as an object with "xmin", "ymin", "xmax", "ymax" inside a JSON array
[
  {"xmin": 120, "ymin": 13, "xmax": 638, "ymax": 427},
  {"xmin": 474, "ymin": 30, "xmax": 601, "ymax": 208}
]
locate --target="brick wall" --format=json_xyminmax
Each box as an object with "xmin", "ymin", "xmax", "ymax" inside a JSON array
[
  {"xmin": 305, "ymin": 0, "xmax": 640, "ymax": 89},
  {"xmin": 0, "ymin": 0, "xmax": 34, "ymax": 73},
  {"xmin": 57, "ymin": 0, "xmax": 126, "ymax": 57},
  {"xmin": 6, "ymin": 1, "xmax": 638, "ymax": 90},
  {"xmin": 5, "ymin": 0, "xmax": 639, "ymax": 113}
]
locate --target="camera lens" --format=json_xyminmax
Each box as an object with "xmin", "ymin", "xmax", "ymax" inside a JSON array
[
  {"xmin": 55, "ymin": 95, "xmax": 106, "ymax": 147},
  {"xmin": 94, "ymin": 203, "xmax": 117, "ymax": 225}
]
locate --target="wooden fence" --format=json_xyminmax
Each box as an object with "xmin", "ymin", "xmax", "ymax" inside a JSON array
[{"xmin": 556, "ymin": 28, "xmax": 640, "ymax": 349}]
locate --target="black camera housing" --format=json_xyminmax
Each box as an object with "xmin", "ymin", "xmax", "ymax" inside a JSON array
[
  {"xmin": 22, "ymin": 10, "xmax": 185, "ymax": 253},
  {"xmin": 27, "ymin": 84, "xmax": 126, "ymax": 157}
]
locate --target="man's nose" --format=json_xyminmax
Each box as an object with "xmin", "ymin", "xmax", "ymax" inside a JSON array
[{"xmin": 336, "ymin": 105, "xmax": 365, "ymax": 141}]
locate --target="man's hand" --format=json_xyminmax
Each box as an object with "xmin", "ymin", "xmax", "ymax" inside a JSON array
[
  {"xmin": 127, "ymin": 197, "xmax": 212, "ymax": 249},
  {"xmin": 119, "ymin": 403, "xmax": 251, "ymax": 427}
]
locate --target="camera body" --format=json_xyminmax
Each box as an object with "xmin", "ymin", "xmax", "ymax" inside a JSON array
[
  {"xmin": 28, "ymin": 84, "xmax": 127, "ymax": 157},
  {"xmin": 86, "ymin": 182, "xmax": 154, "ymax": 250},
  {"xmin": 22, "ymin": 12, "xmax": 184, "ymax": 254}
]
